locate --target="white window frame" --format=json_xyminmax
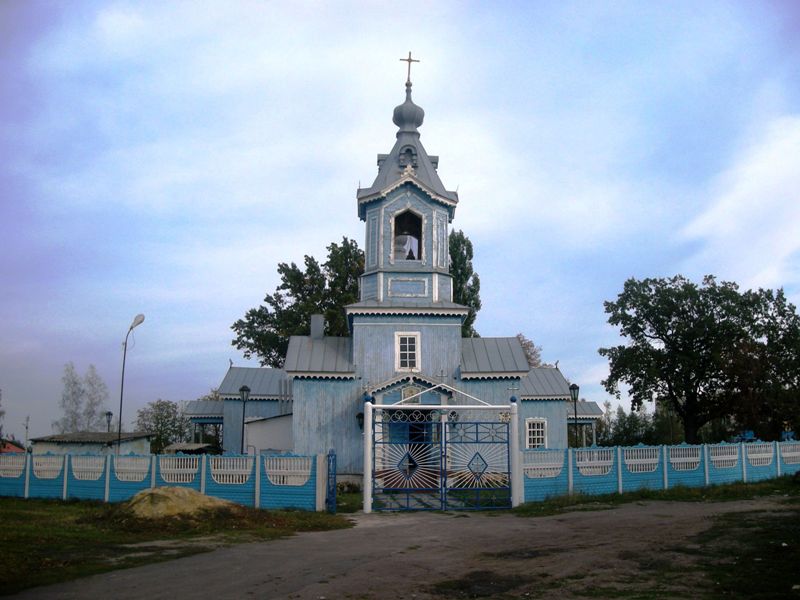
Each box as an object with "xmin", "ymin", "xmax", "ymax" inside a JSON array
[
  {"xmin": 395, "ymin": 332, "xmax": 421, "ymax": 373},
  {"xmin": 525, "ymin": 418, "xmax": 548, "ymax": 449}
]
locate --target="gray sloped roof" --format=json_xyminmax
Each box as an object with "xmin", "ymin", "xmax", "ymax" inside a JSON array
[
  {"xmin": 519, "ymin": 368, "xmax": 572, "ymax": 399},
  {"xmin": 284, "ymin": 336, "xmax": 355, "ymax": 377},
  {"xmin": 184, "ymin": 399, "xmax": 224, "ymax": 417},
  {"xmin": 218, "ymin": 367, "xmax": 290, "ymax": 398},
  {"xmin": 31, "ymin": 432, "xmax": 151, "ymax": 443},
  {"xmin": 566, "ymin": 400, "xmax": 604, "ymax": 419},
  {"xmin": 357, "ymin": 83, "xmax": 458, "ymax": 216},
  {"xmin": 460, "ymin": 337, "xmax": 530, "ymax": 378}
]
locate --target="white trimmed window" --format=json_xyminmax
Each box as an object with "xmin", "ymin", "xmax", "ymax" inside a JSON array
[
  {"xmin": 395, "ymin": 332, "xmax": 420, "ymax": 372},
  {"xmin": 526, "ymin": 418, "xmax": 547, "ymax": 449}
]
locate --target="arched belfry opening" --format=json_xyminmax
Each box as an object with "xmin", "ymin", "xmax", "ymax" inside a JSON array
[{"xmin": 394, "ymin": 210, "xmax": 422, "ymax": 261}]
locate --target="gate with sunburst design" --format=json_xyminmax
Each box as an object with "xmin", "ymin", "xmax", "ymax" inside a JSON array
[{"xmin": 369, "ymin": 407, "xmax": 511, "ymax": 511}]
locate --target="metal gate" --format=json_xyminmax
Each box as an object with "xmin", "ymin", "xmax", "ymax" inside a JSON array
[{"xmin": 369, "ymin": 407, "xmax": 511, "ymax": 511}]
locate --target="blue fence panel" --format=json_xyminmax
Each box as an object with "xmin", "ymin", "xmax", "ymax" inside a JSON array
[
  {"xmin": 572, "ymin": 448, "xmax": 618, "ymax": 496},
  {"xmin": 155, "ymin": 455, "xmax": 202, "ymax": 491},
  {"xmin": 260, "ymin": 454, "xmax": 317, "ymax": 510},
  {"xmin": 203, "ymin": 456, "xmax": 256, "ymax": 507},
  {"xmin": 744, "ymin": 443, "xmax": 778, "ymax": 482},
  {"xmin": 621, "ymin": 445, "xmax": 664, "ymax": 492},
  {"xmin": 779, "ymin": 442, "xmax": 800, "ymax": 476},
  {"xmin": 523, "ymin": 449, "xmax": 568, "ymax": 502},
  {"xmin": 108, "ymin": 455, "xmax": 153, "ymax": 502},
  {"xmin": 28, "ymin": 455, "xmax": 66, "ymax": 499},
  {"xmin": 67, "ymin": 455, "xmax": 107, "ymax": 501},
  {"xmin": 665, "ymin": 445, "xmax": 706, "ymax": 488},
  {"xmin": 0, "ymin": 454, "xmax": 27, "ymax": 498},
  {"xmin": 706, "ymin": 444, "xmax": 743, "ymax": 485}
]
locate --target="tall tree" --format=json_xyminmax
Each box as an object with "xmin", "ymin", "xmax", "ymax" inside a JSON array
[
  {"xmin": 599, "ymin": 275, "xmax": 800, "ymax": 443},
  {"xmin": 53, "ymin": 362, "xmax": 86, "ymax": 433},
  {"xmin": 53, "ymin": 363, "xmax": 110, "ymax": 433},
  {"xmin": 83, "ymin": 365, "xmax": 110, "ymax": 432},
  {"xmin": 516, "ymin": 333, "xmax": 543, "ymax": 368},
  {"xmin": 231, "ymin": 237, "xmax": 364, "ymax": 367},
  {"xmin": 135, "ymin": 399, "xmax": 191, "ymax": 454},
  {"xmin": 450, "ymin": 230, "xmax": 481, "ymax": 337}
]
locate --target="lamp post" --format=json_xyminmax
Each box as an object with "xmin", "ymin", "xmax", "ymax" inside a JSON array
[
  {"xmin": 105, "ymin": 411, "xmax": 113, "ymax": 433},
  {"xmin": 117, "ymin": 314, "xmax": 145, "ymax": 454},
  {"xmin": 569, "ymin": 383, "xmax": 580, "ymax": 448},
  {"xmin": 239, "ymin": 385, "xmax": 250, "ymax": 454}
]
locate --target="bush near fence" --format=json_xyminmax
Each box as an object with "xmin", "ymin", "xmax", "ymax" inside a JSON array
[
  {"xmin": 523, "ymin": 441, "xmax": 800, "ymax": 502},
  {"xmin": 0, "ymin": 453, "xmax": 330, "ymax": 512}
]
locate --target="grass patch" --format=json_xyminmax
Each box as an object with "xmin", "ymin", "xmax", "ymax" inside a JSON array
[
  {"xmin": 335, "ymin": 491, "xmax": 363, "ymax": 513},
  {"xmin": 0, "ymin": 496, "xmax": 352, "ymax": 595},
  {"xmin": 513, "ymin": 475, "xmax": 799, "ymax": 518}
]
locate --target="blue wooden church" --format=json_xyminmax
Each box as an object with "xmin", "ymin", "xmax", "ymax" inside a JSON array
[{"xmin": 188, "ymin": 72, "xmax": 575, "ymax": 480}]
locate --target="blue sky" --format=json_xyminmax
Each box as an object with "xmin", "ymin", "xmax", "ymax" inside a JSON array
[{"xmin": 1, "ymin": 1, "xmax": 799, "ymax": 440}]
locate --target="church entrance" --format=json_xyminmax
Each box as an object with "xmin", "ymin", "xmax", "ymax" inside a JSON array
[{"xmin": 367, "ymin": 405, "xmax": 512, "ymax": 511}]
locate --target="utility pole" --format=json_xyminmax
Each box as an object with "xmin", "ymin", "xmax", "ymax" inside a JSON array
[{"xmin": 24, "ymin": 415, "xmax": 30, "ymax": 446}]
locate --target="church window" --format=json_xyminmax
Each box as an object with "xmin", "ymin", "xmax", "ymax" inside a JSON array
[
  {"xmin": 402, "ymin": 385, "xmax": 422, "ymax": 403},
  {"xmin": 526, "ymin": 418, "xmax": 547, "ymax": 449},
  {"xmin": 394, "ymin": 210, "xmax": 422, "ymax": 261},
  {"xmin": 395, "ymin": 332, "xmax": 420, "ymax": 372}
]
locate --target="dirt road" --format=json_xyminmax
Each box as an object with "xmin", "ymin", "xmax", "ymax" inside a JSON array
[{"xmin": 12, "ymin": 497, "xmax": 794, "ymax": 599}]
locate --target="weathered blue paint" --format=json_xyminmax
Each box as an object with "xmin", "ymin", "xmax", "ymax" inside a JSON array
[
  {"xmin": 260, "ymin": 457, "xmax": 317, "ymax": 511},
  {"xmin": 620, "ymin": 447, "xmax": 664, "ymax": 492},
  {"xmin": 203, "ymin": 457, "xmax": 257, "ymax": 506},
  {"xmin": 779, "ymin": 442, "xmax": 800, "ymax": 475},
  {"xmin": 27, "ymin": 455, "xmax": 66, "ymax": 499},
  {"xmin": 66, "ymin": 456, "xmax": 107, "ymax": 501},
  {"xmin": 222, "ymin": 398, "xmax": 284, "ymax": 454},
  {"xmin": 107, "ymin": 455, "xmax": 154, "ymax": 503},
  {"xmin": 291, "ymin": 378, "xmax": 363, "ymax": 474},
  {"xmin": 522, "ymin": 450, "xmax": 568, "ymax": 502},
  {"xmin": 0, "ymin": 456, "xmax": 26, "ymax": 497}
]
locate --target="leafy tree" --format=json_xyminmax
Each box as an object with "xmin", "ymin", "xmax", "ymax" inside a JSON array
[
  {"xmin": 231, "ymin": 237, "xmax": 364, "ymax": 367},
  {"xmin": 450, "ymin": 230, "xmax": 481, "ymax": 337},
  {"xmin": 135, "ymin": 399, "xmax": 191, "ymax": 454},
  {"xmin": 599, "ymin": 275, "xmax": 800, "ymax": 443},
  {"xmin": 53, "ymin": 363, "xmax": 111, "ymax": 433},
  {"xmin": 516, "ymin": 333, "xmax": 542, "ymax": 368}
]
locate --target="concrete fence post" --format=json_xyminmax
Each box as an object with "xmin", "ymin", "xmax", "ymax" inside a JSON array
[
  {"xmin": 703, "ymin": 445, "xmax": 710, "ymax": 486},
  {"xmin": 616, "ymin": 446, "xmax": 623, "ymax": 494},
  {"xmin": 104, "ymin": 455, "xmax": 112, "ymax": 502},
  {"xmin": 363, "ymin": 402, "xmax": 373, "ymax": 514},
  {"xmin": 200, "ymin": 454, "xmax": 207, "ymax": 495},
  {"xmin": 567, "ymin": 448, "xmax": 573, "ymax": 495},
  {"xmin": 254, "ymin": 454, "xmax": 261, "ymax": 509},
  {"xmin": 315, "ymin": 454, "xmax": 327, "ymax": 512},
  {"xmin": 662, "ymin": 445, "xmax": 669, "ymax": 490},
  {"xmin": 150, "ymin": 455, "xmax": 157, "ymax": 488},
  {"xmin": 510, "ymin": 401, "xmax": 522, "ymax": 507},
  {"xmin": 740, "ymin": 442, "xmax": 747, "ymax": 483},
  {"xmin": 776, "ymin": 441, "xmax": 782, "ymax": 477},
  {"xmin": 23, "ymin": 453, "xmax": 31, "ymax": 499},
  {"xmin": 62, "ymin": 455, "xmax": 69, "ymax": 500}
]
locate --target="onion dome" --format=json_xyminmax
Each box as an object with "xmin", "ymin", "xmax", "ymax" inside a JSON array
[{"xmin": 392, "ymin": 82, "xmax": 425, "ymax": 134}]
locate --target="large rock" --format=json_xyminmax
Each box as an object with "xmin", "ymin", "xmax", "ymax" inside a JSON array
[{"xmin": 126, "ymin": 486, "xmax": 237, "ymax": 519}]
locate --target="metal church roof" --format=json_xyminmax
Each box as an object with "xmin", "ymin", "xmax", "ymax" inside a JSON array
[
  {"xmin": 460, "ymin": 337, "xmax": 530, "ymax": 378},
  {"xmin": 217, "ymin": 367, "xmax": 291, "ymax": 398},
  {"xmin": 356, "ymin": 81, "xmax": 458, "ymax": 218},
  {"xmin": 184, "ymin": 399, "xmax": 224, "ymax": 417},
  {"xmin": 284, "ymin": 336, "xmax": 355, "ymax": 378},
  {"xmin": 30, "ymin": 432, "xmax": 152, "ymax": 443},
  {"xmin": 566, "ymin": 400, "xmax": 605, "ymax": 419},
  {"xmin": 519, "ymin": 368, "xmax": 573, "ymax": 399},
  {"xmin": 346, "ymin": 299, "xmax": 469, "ymax": 316}
]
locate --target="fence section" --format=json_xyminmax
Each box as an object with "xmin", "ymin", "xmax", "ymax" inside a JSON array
[
  {"xmin": 0, "ymin": 452, "xmax": 330, "ymax": 511},
  {"xmin": 523, "ymin": 441, "xmax": 800, "ymax": 503}
]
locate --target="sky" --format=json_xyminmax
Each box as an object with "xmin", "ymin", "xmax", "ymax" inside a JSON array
[{"xmin": 1, "ymin": 0, "xmax": 799, "ymax": 442}]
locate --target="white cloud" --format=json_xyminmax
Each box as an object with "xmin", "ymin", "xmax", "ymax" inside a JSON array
[{"xmin": 682, "ymin": 115, "xmax": 800, "ymax": 294}]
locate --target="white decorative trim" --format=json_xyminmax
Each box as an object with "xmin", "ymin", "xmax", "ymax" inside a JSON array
[
  {"xmin": 114, "ymin": 456, "xmax": 150, "ymax": 482},
  {"xmin": 395, "ymin": 331, "xmax": 421, "ymax": 373},
  {"xmin": 71, "ymin": 456, "xmax": 106, "ymax": 481},
  {"xmin": 0, "ymin": 454, "xmax": 26, "ymax": 478},
  {"xmin": 209, "ymin": 456, "xmax": 253, "ymax": 485},
  {"xmin": 746, "ymin": 443, "xmax": 774, "ymax": 467},
  {"xmin": 575, "ymin": 448, "xmax": 614, "ymax": 476},
  {"xmin": 264, "ymin": 456, "xmax": 311, "ymax": 486},
  {"xmin": 623, "ymin": 447, "xmax": 659, "ymax": 473},
  {"xmin": 33, "ymin": 455, "xmax": 64, "ymax": 480},
  {"xmin": 709, "ymin": 445, "xmax": 739, "ymax": 469},
  {"xmin": 525, "ymin": 418, "xmax": 548, "ymax": 449},
  {"xmin": 780, "ymin": 442, "xmax": 800, "ymax": 464},
  {"xmin": 523, "ymin": 450, "xmax": 563, "ymax": 478},
  {"xmin": 669, "ymin": 446, "xmax": 701, "ymax": 471},
  {"xmin": 388, "ymin": 276, "xmax": 428, "ymax": 298},
  {"xmin": 158, "ymin": 456, "xmax": 199, "ymax": 484},
  {"xmin": 432, "ymin": 273, "xmax": 439, "ymax": 302}
]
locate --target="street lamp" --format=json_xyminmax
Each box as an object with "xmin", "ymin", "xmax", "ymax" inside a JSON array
[
  {"xmin": 569, "ymin": 383, "xmax": 580, "ymax": 448},
  {"xmin": 239, "ymin": 385, "xmax": 250, "ymax": 454},
  {"xmin": 105, "ymin": 411, "xmax": 113, "ymax": 433},
  {"xmin": 118, "ymin": 314, "xmax": 145, "ymax": 454}
]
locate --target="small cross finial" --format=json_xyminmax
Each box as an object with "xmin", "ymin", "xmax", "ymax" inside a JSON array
[{"xmin": 400, "ymin": 51, "xmax": 420, "ymax": 84}]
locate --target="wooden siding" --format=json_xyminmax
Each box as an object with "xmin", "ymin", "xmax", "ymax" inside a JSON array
[
  {"xmin": 351, "ymin": 314, "xmax": 463, "ymax": 385},
  {"xmin": 223, "ymin": 399, "xmax": 284, "ymax": 454},
  {"xmin": 291, "ymin": 379, "xmax": 363, "ymax": 474}
]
